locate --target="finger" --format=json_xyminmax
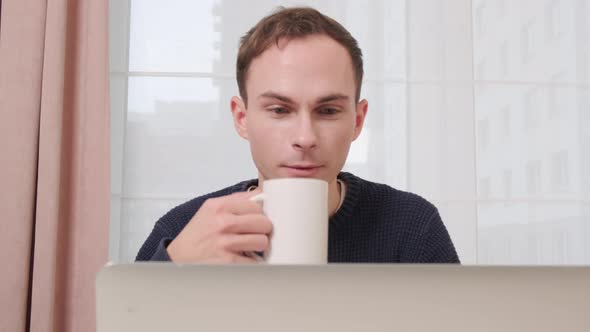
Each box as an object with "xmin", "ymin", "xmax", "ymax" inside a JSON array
[
  {"xmin": 203, "ymin": 253, "xmax": 258, "ymax": 264},
  {"xmin": 223, "ymin": 192, "xmax": 264, "ymax": 215},
  {"xmin": 223, "ymin": 234, "xmax": 270, "ymax": 252},
  {"xmin": 227, "ymin": 253, "xmax": 259, "ymax": 264},
  {"xmin": 222, "ymin": 214, "xmax": 273, "ymax": 234},
  {"xmin": 242, "ymin": 251, "xmax": 265, "ymax": 262},
  {"xmin": 229, "ymin": 190, "xmax": 262, "ymax": 200}
]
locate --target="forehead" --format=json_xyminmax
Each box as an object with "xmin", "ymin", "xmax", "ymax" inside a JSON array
[{"xmin": 245, "ymin": 35, "xmax": 357, "ymax": 102}]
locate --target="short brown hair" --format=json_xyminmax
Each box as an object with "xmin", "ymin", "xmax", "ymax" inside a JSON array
[{"xmin": 236, "ymin": 7, "xmax": 364, "ymax": 105}]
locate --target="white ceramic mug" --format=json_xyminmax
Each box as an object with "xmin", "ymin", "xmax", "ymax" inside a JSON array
[{"xmin": 251, "ymin": 178, "xmax": 328, "ymax": 264}]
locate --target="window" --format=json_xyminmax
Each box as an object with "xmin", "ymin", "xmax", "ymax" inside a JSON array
[
  {"xmin": 551, "ymin": 150, "xmax": 569, "ymax": 191},
  {"xmin": 524, "ymin": 87, "xmax": 540, "ymax": 129},
  {"xmin": 479, "ymin": 177, "xmax": 492, "ymax": 199},
  {"xmin": 477, "ymin": 58, "xmax": 487, "ymax": 80},
  {"xmin": 478, "ymin": 118, "xmax": 490, "ymax": 150},
  {"xmin": 497, "ymin": 0, "xmax": 506, "ymax": 18},
  {"xmin": 526, "ymin": 160, "xmax": 542, "ymax": 195},
  {"xmin": 553, "ymin": 230, "xmax": 568, "ymax": 263},
  {"xmin": 548, "ymin": 72, "xmax": 565, "ymax": 117},
  {"xmin": 476, "ymin": 2, "xmax": 486, "ymax": 37},
  {"xmin": 501, "ymin": 106, "xmax": 511, "ymax": 138},
  {"xmin": 500, "ymin": 40, "xmax": 509, "ymax": 77},
  {"xmin": 110, "ymin": 0, "xmax": 410, "ymax": 263},
  {"xmin": 544, "ymin": 0, "xmax": 562, "ymax": 42},
  {"xmin": 110, "ymin": 0, "xmax": 590, "ymax": 265},
  {"xmin": 521, "ymin": 21, "xmax": 534, "ymax": 63},
  {"xmin": 503, "ymin": 169, "xmax": 512, "ymax": 199}
]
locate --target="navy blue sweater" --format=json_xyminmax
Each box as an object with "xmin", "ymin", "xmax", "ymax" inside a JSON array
[{"xmin": 136, "ymin": 172, "xmax": 460, "ymax": 263}]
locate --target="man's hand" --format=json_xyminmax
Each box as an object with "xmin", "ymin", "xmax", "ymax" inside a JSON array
[{"xmin": 167, "ymin": 191, "xmax": 272, "ymax": 263}]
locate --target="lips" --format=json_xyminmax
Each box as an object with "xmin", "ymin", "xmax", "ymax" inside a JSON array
[{"xmin": 281, "ymin": 164, "xmax": 323, "ymax": 177}]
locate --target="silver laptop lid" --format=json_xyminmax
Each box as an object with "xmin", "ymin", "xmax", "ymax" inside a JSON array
[{"xmin": 97, "ymin": 264, "xmax": 590, "ymax": 332}]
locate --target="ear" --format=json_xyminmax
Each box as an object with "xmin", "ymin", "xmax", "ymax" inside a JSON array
[
  {"xmin": 231, "ymin": 96, "xmax": 249, "ymax": 140},
  {"xmin": 352, "ymin": 99, "xmax": 368, "ymax": 141}
]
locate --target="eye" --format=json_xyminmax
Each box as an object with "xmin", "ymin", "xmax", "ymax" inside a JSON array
[
  {"xmin": 269, "ymin": 107, "xmax": 289, "ymax": 115},
  {"xmin": 318, "ymin": 107, "xmax": 340, "ymax": 115}
]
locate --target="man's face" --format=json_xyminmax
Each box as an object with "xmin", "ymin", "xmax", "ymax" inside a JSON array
[{"xmin": 231, "ymin": 34, "xmax": 368, "ymax": 184}]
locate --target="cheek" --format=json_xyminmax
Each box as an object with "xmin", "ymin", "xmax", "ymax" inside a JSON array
[
  {"xmin": 246, "ymin": 117, "xmax": 284, "ymax": 155},
  {"xmin": 322, "ymin": 122, "xmax": 355, "ymax": 147},
  {"xmin": 248, "ymin": 117, "xmax": 276, "ymax": 142}
]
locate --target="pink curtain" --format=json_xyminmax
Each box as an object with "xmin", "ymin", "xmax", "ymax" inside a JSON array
[{"xmin": 0, "ymin": 0, "xmax": 110, "ymax": 331}]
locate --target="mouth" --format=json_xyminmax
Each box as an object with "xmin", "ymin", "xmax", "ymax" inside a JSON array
[{"xmin": 281, "ymin": 164, "xmax": 324, "ymax": 177}]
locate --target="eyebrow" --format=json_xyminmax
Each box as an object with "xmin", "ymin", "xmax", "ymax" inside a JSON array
[
  {"xmin": 258, "ymin": 91, "xmax": 295, "ymax": 104},
  {"xmin": 316, "ymin": 93, "xmax": 349, "ymax": 104},
  {"xmin": 257, "ymin": 91, "xmax": 350, "ymax": 104}
]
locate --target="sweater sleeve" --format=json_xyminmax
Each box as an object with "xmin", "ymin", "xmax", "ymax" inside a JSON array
[
  {"xmin": 149, "ymin": 238, "xmax": 173, "ymax": 261},
  {"xmin": 135, "ymin": 221, "xmax": 175, "ymax": 262},
  {"xmin": 417, "ymin": 210, "xmax": 461, "ymax": 264}
]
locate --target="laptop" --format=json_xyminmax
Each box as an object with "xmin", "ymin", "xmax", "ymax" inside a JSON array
[{"xmin": 96, "ymin": 263, "xmax": 590, "ymax": 332}]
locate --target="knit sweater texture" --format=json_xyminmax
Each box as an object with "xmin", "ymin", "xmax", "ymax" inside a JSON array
[{"xmin": 136, "ymin": 172, "xmax": 460, "ymax": 263}]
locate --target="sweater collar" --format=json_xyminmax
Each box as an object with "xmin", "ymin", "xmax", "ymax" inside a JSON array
[{"xmin": 331, "ymin": 172, "xmax": 361, "ymax": 226}]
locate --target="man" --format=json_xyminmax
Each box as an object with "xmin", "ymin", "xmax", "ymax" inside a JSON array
[{"xmin": 136, "ymin": 6, "xmax": 460, "ymax": 264}]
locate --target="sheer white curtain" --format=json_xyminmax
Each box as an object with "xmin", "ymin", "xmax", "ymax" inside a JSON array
[
  {"xmin": 109, "ymin": 0, "xmax": 590, "ymax": 264},
  {"xmin": 473, "ymin": 0, "xmax": 590, "ymax": 264}
]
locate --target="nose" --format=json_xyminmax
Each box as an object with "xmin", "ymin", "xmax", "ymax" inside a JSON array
[{"xmin": 291, "ymin": 113, "xmax": 318, "ymax": 151}]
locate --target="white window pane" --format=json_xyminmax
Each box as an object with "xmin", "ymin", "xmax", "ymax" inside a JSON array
[
  {"xmin": 341, "ymin": 0, "xmax": 406, "ymax": 80},
  {"xmin": 503, "ymin": 169, "xmax": 512, "ymax": 199},
  {"xmin": 124, "ymin": 76, "xmax": 256, "ymax": 198},
  {"xmin": 343, "ymin": 82, "xmax": 406, "ymax": 189},
  {"xmin": 129, "ymin": 0, "xmax": 220, "ymax": 72},
  {"xmin": 551, "ymin": 150, "xmax": 570, "ymax": 191},
  {"xmin": 475, "ymin": 84, "xmax": 590, "ymax": 264},
  {"xmin": 128, "ymin": 0, "xmax": 407, "ymax": 79},
  {"xmin": 302, "ymin": 0, "xmax": 407, "ymax": 80},
  {"xmin": 473, "ymin": 0, "xmax": 585, "ymax": 83},
  {"xmin": 478, "ymin": 201, "xmax": 588, "ymax": 264}
]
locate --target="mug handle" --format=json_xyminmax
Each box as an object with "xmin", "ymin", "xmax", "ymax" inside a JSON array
[{"xmin": 249, "ymin": 193, "xmax": 265, "ymax": 202}]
